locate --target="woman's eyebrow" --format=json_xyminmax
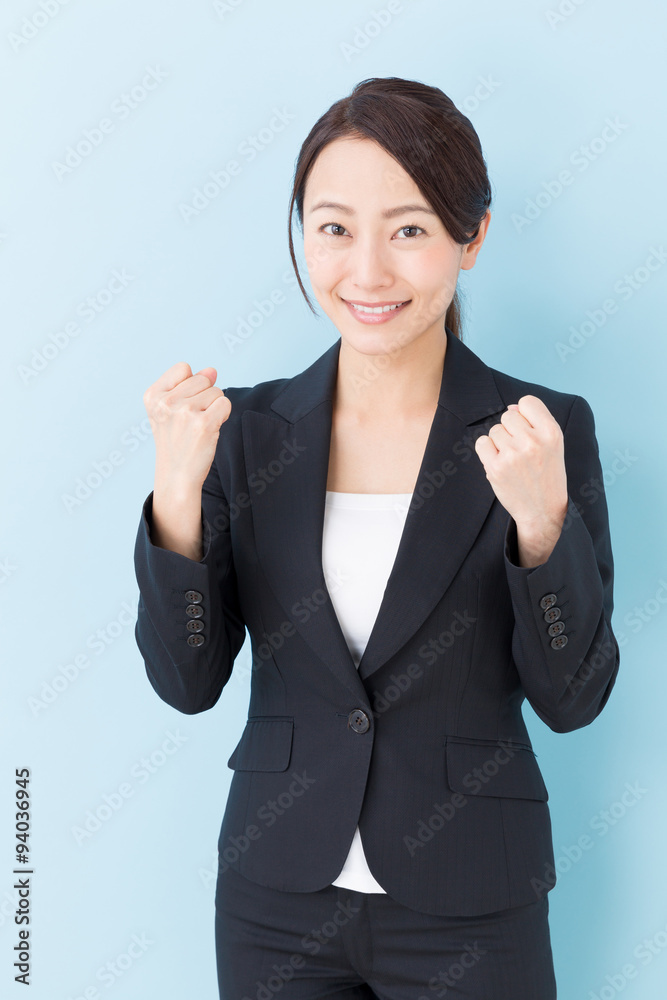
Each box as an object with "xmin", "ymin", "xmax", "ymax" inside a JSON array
[{"xmin": 309, "ymin": 200, "xmax": 437, "ymax": 218}]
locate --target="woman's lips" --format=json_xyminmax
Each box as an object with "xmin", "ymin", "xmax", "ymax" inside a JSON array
[{"xmin": 341, "ymin": 297, "xmax": 411, "ymax": 325}]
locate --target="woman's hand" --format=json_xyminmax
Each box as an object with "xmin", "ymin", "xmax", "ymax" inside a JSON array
[
  {"xmin": 143, "ymin": 363, "xmax": 232, "ymax": 497},
  {"xmin": 473, "ymin": 395, "xmax": 569, "ymax": 566}
]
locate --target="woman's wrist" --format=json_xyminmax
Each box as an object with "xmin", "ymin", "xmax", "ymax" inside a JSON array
[{"xmin": 151, "ymin": 481, "xmax": 204, "ymax": 560}]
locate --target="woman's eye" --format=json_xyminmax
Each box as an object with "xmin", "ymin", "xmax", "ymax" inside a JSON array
[
  {"xmin": 395, "ymin": 225, "xmax": 425, "ymax": 239},
  {"xmin": 320, "ymin": 223, "xmax": 348, "ymax": 237}
]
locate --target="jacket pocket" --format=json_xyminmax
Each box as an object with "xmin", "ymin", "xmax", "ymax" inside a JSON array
[
  {"xmin": 226, "ymin": 716, "xmax": 294, "ymax": 772},
  {"xmin": 444, "ymin": 736, "xmax": 549, "ymax": 802}
]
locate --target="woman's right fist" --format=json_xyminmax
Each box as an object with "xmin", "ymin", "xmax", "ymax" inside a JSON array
[{"xmin": 143, "ymin": 362, "xmax": 232, "ymax": 494}]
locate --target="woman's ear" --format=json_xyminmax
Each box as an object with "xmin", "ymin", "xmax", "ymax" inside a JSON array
[{"xmin": 460, "ymin": 210, "xmax": 491, "ymax": 271}]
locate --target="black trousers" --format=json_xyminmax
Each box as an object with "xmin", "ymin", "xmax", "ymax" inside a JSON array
[{"xmin": 214, "ymin": 863, "xmax": 558, "ymax": 999}]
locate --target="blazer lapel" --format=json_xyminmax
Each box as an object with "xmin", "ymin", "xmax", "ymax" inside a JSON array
[{"xmin": 242, "ymin": 328, "xmax": 507, "ymax": 697}]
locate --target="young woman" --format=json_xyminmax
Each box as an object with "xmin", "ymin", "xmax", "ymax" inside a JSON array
[{"xmin": 134, "ymin": 77, "xmax": 619, "ymax": 999}]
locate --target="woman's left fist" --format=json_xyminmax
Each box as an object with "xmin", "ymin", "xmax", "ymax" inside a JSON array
[{"xmin": 473, "ymin": 395, "xmax": 569, "ymax": 535}]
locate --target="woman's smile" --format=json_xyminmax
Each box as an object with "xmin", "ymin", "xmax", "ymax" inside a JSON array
[{"xmin": 340, "ymin": 296, "xmax": 412, "ymax": 324}]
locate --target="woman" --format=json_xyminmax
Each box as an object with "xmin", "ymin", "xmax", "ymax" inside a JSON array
[{"xmin": 134, "ymin": 77, "xmax": 619, "ymax": 999}]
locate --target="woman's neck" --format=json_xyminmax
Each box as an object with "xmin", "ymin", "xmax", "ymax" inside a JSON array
[{"xmin": 333, "ymin": 330, "xmax": 447, "ymax": 423}]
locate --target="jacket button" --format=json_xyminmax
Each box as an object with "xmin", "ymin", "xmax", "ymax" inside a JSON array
[
  {"xmin": 550, "ymin": 635, "xmax": 568, "ymax": 649},
  {"xmin": 348, "ymin": 709, "xmax": 370, "ymax": 733},
  {"xmin": 187, "ymin": 634, "xmax": 205, "ymax": 647},
  {"xmin": 186, "ymin": 619, "xmax": 204, "ymax": 633},
  {"xmin": 186, "ymin": 604, "xmax": 204, "ymax": 618},
  {"xmin": 185, "ymin": 590, "xmax": 203, "ymax": 604},
  {"xmin": 547, "ymin": 621, "xmax": 565, "ymax": 636},
  {"xmin": 543, "ymin": 607, "xmax": 561, "ymax": 623},
  {"xmin": 539, "ymin": 593, "xmax": 558, "ymax": 610}
]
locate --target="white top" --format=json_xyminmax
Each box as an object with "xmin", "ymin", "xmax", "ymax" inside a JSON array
[{"xmin": 322, "ymin": 490, "xmax": 413, "ymax": 893}]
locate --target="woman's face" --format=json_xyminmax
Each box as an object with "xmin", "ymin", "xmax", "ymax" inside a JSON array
[{"xmin": 302, "ymin": 136, "xmax": 489, "ymax": 359}]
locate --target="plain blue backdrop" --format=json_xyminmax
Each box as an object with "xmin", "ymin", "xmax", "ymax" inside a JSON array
[{"xmin": 2, "ymin": 1, "xmax": 666, "ymax": 997}]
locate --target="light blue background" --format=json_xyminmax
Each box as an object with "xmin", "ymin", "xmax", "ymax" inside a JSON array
[{"xmin": 2, "ymin": 0, "xmax": 666, "ymax": 997}]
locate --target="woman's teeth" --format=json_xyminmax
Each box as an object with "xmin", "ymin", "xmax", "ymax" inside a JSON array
[{"xmin": 348, "ymin": 301, "xmax": 408, "ymax": 314}]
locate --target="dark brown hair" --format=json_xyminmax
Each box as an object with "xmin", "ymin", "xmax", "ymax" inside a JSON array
[{"xmin": 287, "ymin": 76, "xmax": 493, "ymax": 341}]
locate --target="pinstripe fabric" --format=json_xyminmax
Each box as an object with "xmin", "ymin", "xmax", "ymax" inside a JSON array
[{"xmin": 215, "ymin": 863, "xmax": 557, "ymax": 999}]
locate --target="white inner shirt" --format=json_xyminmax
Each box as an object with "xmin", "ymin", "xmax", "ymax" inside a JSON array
[{"xmin": 322, "ymin": 490, "xmax": 414, "ymax": 893}]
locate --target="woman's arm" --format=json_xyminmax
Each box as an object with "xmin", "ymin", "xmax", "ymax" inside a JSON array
[
  {"xmin": 502, "ymin": 394, "xmax": 620, "ymax": 733},
  {"xmin": 133, "ymin": 455, "xmax": 247, "ymax": 715}
]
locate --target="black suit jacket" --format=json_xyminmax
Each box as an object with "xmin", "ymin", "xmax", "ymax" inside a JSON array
[{"xmin": 133, "ymin": 326, "xmax": 620, "ymax": 916}]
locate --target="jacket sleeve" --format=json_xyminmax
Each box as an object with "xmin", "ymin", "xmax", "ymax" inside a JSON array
[
  {"xmin": 133, "ymin": 457, "xmax": 247, "ymax": 714},
  {"xmin": 502, "ymin": 393, "xmax": 620, "ymax": 733}
]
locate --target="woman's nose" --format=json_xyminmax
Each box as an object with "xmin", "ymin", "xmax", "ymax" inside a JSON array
[{"xmin": 347, "ymin": 240, "xmax": 394, "ymax": 289}]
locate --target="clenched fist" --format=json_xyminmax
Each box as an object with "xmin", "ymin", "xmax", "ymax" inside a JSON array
[
  {"xmin": 143, "ymin": 362, "xmax": 232, "ymax": 496},
  {"xmin": 473, "ymin": 395, "xmax": 569, "ymax": 567}
]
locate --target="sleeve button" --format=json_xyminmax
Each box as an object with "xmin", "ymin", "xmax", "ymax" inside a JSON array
[
  {"xmin": 186, "ymin": 619, "xmax": 205, "ymax": 633},
  {"xmin": 187, "ymin": 634, "xmax": 205, "ymax": 647},
  {"xmin": 544, "ymin": 607, "xmax": 561, "ymax": 623},
  {"xmin": 550, "ymin": 635, "xmax": 568, "ymax": 649},
  {"xmin": 186, "ymin": 604, "xmax": 204, "ymax": 618},
  {"xmin": 539, "ymin": 593, "xmax": 558, "ymax": 610},
  {"xmin": 185, "ymin": 590, "xmax": 203, "ymax": 604}
]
